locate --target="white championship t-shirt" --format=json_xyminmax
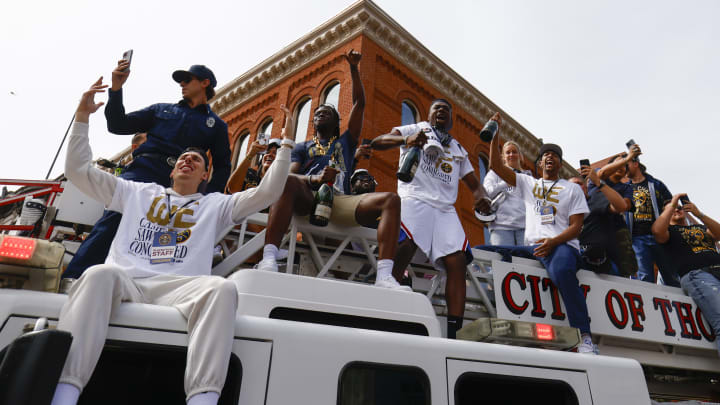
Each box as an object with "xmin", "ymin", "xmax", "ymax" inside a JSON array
[
  {"xmin": 106, "ymin": 180, "xmax": 237, "ymax": 278},
  {"xmin": 514, "ymin": 173, "xmax": 589, "ymax": 251},
  {"xmin": 393, "ymin": 121, "xmax": 474, "ymax": 210}
]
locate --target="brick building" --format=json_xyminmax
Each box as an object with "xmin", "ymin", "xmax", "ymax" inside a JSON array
[{"xmin": 210, "ymin": 0, "xmax": 577, "ymax": 245}]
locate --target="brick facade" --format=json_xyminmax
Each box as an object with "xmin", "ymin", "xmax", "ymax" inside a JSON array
[{"xmin": 218, "ymin": 21, "xmax": 543, "ymax": 246}]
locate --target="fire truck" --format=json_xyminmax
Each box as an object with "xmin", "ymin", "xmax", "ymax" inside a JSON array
[{"xmin": 0, "ymin": 175, "xmax": 716, "ymax": 404}]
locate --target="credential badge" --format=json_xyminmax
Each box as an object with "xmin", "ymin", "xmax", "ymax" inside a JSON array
[{"xmin": 206, "ymin": 117, "xmax": 216, "ymax": 128}]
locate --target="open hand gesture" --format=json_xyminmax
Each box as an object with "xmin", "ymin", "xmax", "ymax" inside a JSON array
[
  {"xmin": 76, "ymin": 77, "xmax": 108, "ymax": 123},
  {"xmin": 280, "ymin": 104, "xmax": 294, "ymax": 140}
]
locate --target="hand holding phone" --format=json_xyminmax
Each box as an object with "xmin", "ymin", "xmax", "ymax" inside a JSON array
[
  {"xmin": 626, "ymin": 139, "xmax": 636, "ymax": 149},
  {"xmin": 122, "ymin": 49, "xmax": 133, "ymax": 72}
]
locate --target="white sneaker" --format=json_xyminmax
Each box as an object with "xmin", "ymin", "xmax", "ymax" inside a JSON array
[
  {"xmin": 576, "ymin": 336, "xmax": 599, "ymax": 355},
  {"xmin": 256, "ymin": 258, "xmax": 278, "ymax": 272},
  {"xmin": 374, "ymin": 276, "xmax": 412, "ymax": 292}
]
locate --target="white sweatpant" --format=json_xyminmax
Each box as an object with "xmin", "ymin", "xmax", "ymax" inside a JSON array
[{"xmin": 56, "ymin": 264, "xmax": 238, "ymax": 400}]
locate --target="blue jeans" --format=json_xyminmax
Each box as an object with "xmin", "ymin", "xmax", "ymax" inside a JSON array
[
  {"xmin": 681, "ymin": 270, "xmax": 720, "ymax": 354},
  {"xmin": 489, "ymin": 229, "xmax": 524, "ymax": 246},
  {"xmin": 477, "ymin": 243, "xmax": 591, "ymax": 334},
  {"xmin": 62, "ymin": 157, "xmax": 173, "ymax": 279},
  {"xmin": 631, "ymin": 234, "xmax": 680, "ymax": 287}
]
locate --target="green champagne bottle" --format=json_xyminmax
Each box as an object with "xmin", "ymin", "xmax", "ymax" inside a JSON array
[
  {"xmin": 309, "ymin": 160, "xmax": 336, "ymax": 227},
  {"xmin": 397, "ymin": 145, "xmax": 421, "ymax": 182}
]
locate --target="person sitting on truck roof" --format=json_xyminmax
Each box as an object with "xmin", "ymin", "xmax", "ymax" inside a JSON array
[
  {"xmin": 371, "ymin": 99, "xmax": 492, "ymax": 338},
  {"xmin": 652, "ymin": 194, "xmax": 720, "ymax": 355},
  {"xmin": 479, "ymin": 122, "xmax": 597, "ymax": 354},
  {"xmin": 51, "ymin": 78, "xmax": 294, "ymax": 405},
  {"xmin": 62, "ymin": 60, "xmax": 232, "ymax": 281},
  {"xmin": 254, "ymin": 50, "xmax": 405, "ymax": 292}
]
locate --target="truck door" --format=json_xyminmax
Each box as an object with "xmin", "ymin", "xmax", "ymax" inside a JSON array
[{"xmin": 447, "ymin": 358, "xmax": 593, "ymax": 405}]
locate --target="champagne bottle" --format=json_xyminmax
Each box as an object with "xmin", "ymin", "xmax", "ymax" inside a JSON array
[
  {"xmin": 397, "ymin": 145, "xmax": 421, "ymax": 183},
  {"xmin": 478, "ymin": 118, "xmax": 498, "ymax": 142},
  {"xmin": 309, "ymin": 161, "xmax": 336, "ymax": 227}
]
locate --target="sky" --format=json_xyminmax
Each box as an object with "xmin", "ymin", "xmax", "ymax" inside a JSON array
[{"xmin": 1, "ymin": 0, "xmax": 718, "ymax": 220}]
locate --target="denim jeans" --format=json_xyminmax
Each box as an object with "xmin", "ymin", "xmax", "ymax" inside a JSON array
[
  {"xmin": 680, "ymin": 270, "xmax": 720, "ymax": 354},
  {"xmin": 631, "ymin": 234, "xmax": 680, "ymax": 287},
  {"xmin": 476, "ymin": 243, "xmax": 591, "ymax": 334},
  {"xmin": 489, "ymin": 229, "xmax": 525, "ymax": 246}
]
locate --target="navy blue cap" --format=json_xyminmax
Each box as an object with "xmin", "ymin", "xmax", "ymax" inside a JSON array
[{"xmin": 172, "ymin": 65, "xmax": 217, "ymax": 89}]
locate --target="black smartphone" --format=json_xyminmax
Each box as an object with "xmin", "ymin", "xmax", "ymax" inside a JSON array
[
  {"xmin": 679, "ymin": 195, "xmax": 690, "ymax": 205},
  {"xmin": 626, "ymin": 139, "xmax": 636, "ymax": 149},
  {"xmin": 579, "ymin": 159, "xmax": 590, "ymax": 167},
  {"xmin": 122, "ymin": 49, "xmax": 133, "ymax": 72}
]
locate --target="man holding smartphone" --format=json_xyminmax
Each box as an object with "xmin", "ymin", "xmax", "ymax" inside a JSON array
[
  {"xmin": 623, "ymin": 147, "xmax": 676, "ymax": 286},
  {"xmin": 63, "ymin": 56, "xmax": 231, "ymax": 279},
  {"xmin": 652, "ymin": 194, "xmax": 720, "ymax": 354}
]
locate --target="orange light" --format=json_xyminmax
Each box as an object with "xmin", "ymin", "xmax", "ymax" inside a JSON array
[
  {"xmin": 536, "ymin": 323, "xmax": 555, "ymax": 341},
  {"xmin": 0, "ymin": 236, "xmax": 37, "ymax": 261}
]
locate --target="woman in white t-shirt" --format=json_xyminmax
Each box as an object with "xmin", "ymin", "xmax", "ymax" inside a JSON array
[{"xmin": 483, "ymin": 141, "xmax": 530, "ymax": 245}]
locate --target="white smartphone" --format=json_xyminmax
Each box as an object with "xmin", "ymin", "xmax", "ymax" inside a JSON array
[
  {"xmin": 122, "ymin": 49, "xmax": 133, "ymax": 72},
  {"xmin": 257, "ymin": 132, "xmax": 268, "ymax": 145}
]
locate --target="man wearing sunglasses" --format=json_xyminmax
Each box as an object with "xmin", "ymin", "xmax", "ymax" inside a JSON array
[
  {"xmin": 256, "ymin": 50, "xmax": 405, "ymax": 292},
  {"xmin": 63, "ymin": 61, "xmax": 231, "ymax": 280}
]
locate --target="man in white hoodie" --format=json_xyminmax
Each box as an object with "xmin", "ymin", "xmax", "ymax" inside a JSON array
[{"xmin": 51, "ymin": 78, "xmax": 294, "ymax": 405}]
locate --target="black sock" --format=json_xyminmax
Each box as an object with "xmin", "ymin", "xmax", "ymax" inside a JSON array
[{"xmin": 447, "ymin": 316, "xmax": 463, "ymax": 339}]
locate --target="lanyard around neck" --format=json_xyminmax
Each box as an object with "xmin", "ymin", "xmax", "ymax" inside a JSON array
[
  {"xmin": 165, "ymin": 194, "xmax": 197, "ymax": 224},
  {"xmin": 541, "ymin": 178, "xmax": 560, "ymax": 202}
]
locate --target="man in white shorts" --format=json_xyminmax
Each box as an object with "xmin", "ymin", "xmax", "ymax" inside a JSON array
[
  {"xmin": 51, "ymin": 78, "xmax": 294, "ymax": 405},
  {"xmin": 371, "ymin": 99, "xmax": 491, "ymax": 338},
  {"xmin": 480, "ymin": 115, "xmax": 596, "ymax": 354}
]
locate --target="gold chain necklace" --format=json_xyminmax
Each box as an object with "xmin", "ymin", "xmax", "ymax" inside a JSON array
[{"xmin": 312, "ymin": 134, "xmax": 337, "ymax": 156}]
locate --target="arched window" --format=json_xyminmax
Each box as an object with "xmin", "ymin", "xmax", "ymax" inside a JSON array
[
  {"xmin": 294, "ymin": 98, "xmax": 312, "ymax": 143},
  {"xmin": 401, "ymin": 101, "xmax": 418, "ymax": 126},
  {"xmin": 259, "ymin": 119, "xmax": 273, "ymax": 139},
  {"xmin": 478, "ymin": 154, "xmax": 491, "ymax": 243},
  {"xmin": 231, "ymin": 131, "xmax": 250, "ymax": 168},
  {"xmin": 323, "ymin": 82, "xmax": 340, "ymax": 108}
]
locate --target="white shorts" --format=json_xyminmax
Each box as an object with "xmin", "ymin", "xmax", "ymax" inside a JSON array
[{"xmin": 400, "ymin": 198, "xmax": 470, "ymax": 271}]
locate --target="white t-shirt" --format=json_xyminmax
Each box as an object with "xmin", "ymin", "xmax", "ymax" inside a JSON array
[
  {"xmin": 392, "ymin": 121, "xmax": 474, "ymax": 210},
  {"xmin": 64, "ymin": 121, "xmax": 291, "ymax": 278},
  {"xmin": 514, "ymin": 173, "xmax": 589, "ymax": 251},
  {"xmin": 106, "ymin": 182, "xmax": 237, "ymax": 278},
  {"xmin": 483, "ymin": 169, "xmax": 529, "ymax": 231}
]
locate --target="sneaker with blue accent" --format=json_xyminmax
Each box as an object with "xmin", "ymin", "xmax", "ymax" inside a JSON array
[{"xmin": 577, "ymin": 335, "xmax": 599, "ymax": 355}]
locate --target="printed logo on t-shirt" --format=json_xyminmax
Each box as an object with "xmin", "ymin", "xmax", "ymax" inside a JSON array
[
  {"xmin": 126, "ymin": 196, "xmax": 199, "ymax": 263},
  {"xmin": 632, "ymin": 185, "xmax": 653, "ymax": 222},
  {"xmin": 680, "ymin": 226, "xmax": 716, "ymax": 254},
  {"xmin": 420, "ymin": 154, "xmax": 453, "ymax": 184}
]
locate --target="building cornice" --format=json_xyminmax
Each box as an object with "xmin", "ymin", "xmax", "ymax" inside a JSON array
[{"xmin": 212, "ymin": 0, "xmax": 577, "ymax": 177}]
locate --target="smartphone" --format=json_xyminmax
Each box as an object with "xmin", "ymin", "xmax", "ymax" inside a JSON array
[
  {"xmin": 579, "ymin": 159, "xmax": 590, "ymax": 167},
  {"xmin": 257, "ymin": 132, "xmax": 268, "ymax": 145},
  {"xmin": 679, "ymin": 195, "xmax": 690, "ymax": 205},
  {"xmin": 122, "ymin": 49, "xmax": 133, "ymax": 72},
  {"xmin": 626, "ymin": 139, "xmax": 636, "ymax": 149}
]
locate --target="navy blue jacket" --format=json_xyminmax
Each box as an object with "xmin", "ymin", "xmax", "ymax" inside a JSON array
[{"xmin": 104, "ymin": 89, "xmax": 231, "ymax": 193}]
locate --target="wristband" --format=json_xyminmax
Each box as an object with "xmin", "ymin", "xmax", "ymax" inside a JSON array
[{"xmin": 281, "ymin": 139, "xmax": 296, "ymax": 149}]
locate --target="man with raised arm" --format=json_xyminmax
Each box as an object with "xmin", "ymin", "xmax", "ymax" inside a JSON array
[
  {"xmin": 63, "ymin": 60, "xmax": 231, "ymax": 280},
  {"xmin": 51, "ymin": 78, "xmax": 293, "ymax": 405},
  {"xmin": 482, "ymin": 113, "xmax": 595, "ymax": 353},
  {"xmin": 255, "ymin": 50, "xmax": 404, "ymax": 292},
  {"xmin": 371, "ymin": 99, "xmax": 491, "ymax": 338},
  {"xmin": 652, "ymin": 194, "xmax": 720, "ymax": 354}
]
